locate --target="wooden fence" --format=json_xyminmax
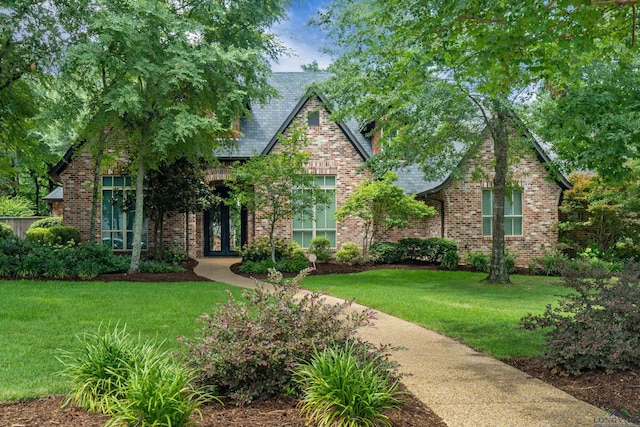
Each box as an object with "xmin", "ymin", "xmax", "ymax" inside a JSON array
[{"xmin": 0, "ymin": 217, "xmax": 47, "ymax": 239}]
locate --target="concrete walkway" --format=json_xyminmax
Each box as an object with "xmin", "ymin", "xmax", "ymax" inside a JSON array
[{"xmin": 195, "ymin": 257, "xmax": 606, "ymax": 427}]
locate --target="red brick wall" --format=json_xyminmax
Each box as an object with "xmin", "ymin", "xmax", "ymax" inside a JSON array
[
  {"xmin": 254, "ymin": 97, "xmax": 373, "ymax": 250},
  {"xmin": 412, "ymin": 137, "xmax": 563, "ymax": 267}
]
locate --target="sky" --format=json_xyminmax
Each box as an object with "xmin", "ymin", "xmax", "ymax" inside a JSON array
[{"xmin": 270, "ymin": 0, "xmax": 333, "ymax": 72}]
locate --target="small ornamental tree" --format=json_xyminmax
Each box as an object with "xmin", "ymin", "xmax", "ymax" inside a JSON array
[
  {"xmin": 559, "ymin": 171, "xmax": 640, "ymax": 257},
  {"xmin": 141, "ymin": 158, "xmax": 217, "ymax": 260},
  {"xmin": 227, "ymin": 121, "xmax": 330, "ymax": 263},
  {"xmin": 334, "ymin": 172, "xmax": 436, "ymax": 256}
]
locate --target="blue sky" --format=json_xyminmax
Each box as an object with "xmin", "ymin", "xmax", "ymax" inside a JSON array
[{"xmin": 270, "ymin": 0, "xmax": 333, "ymax": 71}]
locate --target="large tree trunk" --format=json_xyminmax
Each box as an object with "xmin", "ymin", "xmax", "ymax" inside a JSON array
[
  {"xmin": 129, "ymin": 153, "xmax": 146, "ymax": 273},
  {"xmin": 487, "ymin": 108, "xmax": 510, "ymax": 284}
]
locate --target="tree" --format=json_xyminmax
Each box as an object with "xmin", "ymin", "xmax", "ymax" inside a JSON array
[
  {"xmin": 334, "ymin": 172, "xmax": 435, "ymax": 256},
  {"xmin": 227, "ymin": 121, "xmax": 329, "ymax": 263},
  {"xmin": 558, "ymin": 171, "xmax": 640, "ymax": 256},
  {"xmin": 316, "ymin": 0, "xmax": 627, "ymax": 283},
  {"xmin": 140, "ymin": 158, "xmax": 217, "ymax": 260},
  {"xmin": 57, "ymin": 0, "xmax": 291, "ymax": 272},
  {"xmin": 533, "ymin": 58, "xmax": 640, "ymax": 182}
]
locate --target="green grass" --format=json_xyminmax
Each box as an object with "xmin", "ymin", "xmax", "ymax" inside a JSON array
[
  {"xmin": 0, "ymin": 280, "xmax": 242, "ymax": 401},
  {"xmin": 301, "ymin": 269, "xmax": 568, "ymax": 360}
]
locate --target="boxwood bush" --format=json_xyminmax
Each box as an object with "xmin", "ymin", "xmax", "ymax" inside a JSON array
[
  {"xmin": 0, "ymin": 222, "xmax": 14, "ymax": 239},
  {"xmin": 28, "ymin": 216, "xmax": 63, "ymax": 229}
]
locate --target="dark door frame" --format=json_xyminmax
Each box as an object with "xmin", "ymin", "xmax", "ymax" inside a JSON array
[{"xmin": 203, "ymin": 187, "xmax": 247, "ymax": 256}]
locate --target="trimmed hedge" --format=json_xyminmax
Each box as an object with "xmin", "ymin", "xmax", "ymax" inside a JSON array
[
  {"xmin": 28, "ymin": 217, "xmax": 63, "ymax": 230},
  {"xmin": 369, "ymin": 238, "xmax": 458, "ymax": 265},
  {"xmin": 0, "ymin": 222, "xmax": 14, "ymax": 239},
  {"xmin": 25, "ymin": 226, "xmax": 80, "ymax": 246}
]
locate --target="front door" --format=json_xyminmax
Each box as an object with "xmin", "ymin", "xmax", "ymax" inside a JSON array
[{"xmin": 204, "ymin": 187, "xmax": 246, "ymax": 256}]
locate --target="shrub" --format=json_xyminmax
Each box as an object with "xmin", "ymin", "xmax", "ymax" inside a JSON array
[
  {"xmin": 59, "ymin": 324, "xmax": 210, "ymax": 425},
  {"xmin": 396, "ymin": 237, "xmax": 457, "ymax": 263},
  {"xmin": 25, "ymin": 227, "xmax": 52, "ymax": 245},
  {"xmin": 309, "ymin": 236, "xmax": 332, "ymax": 262},
  {"xmin": 466, "ymin": 252, "xmax": 490, "ymax": 273},
  {"xmin": 28, "ymin": 216, "xmax": 63, "ymax": 229},
  {"xmin": 0, "ymin": 195, "xmax": 34, "ymax": 216},
  {"xmin": 335, "ymin": 242, "xmax": 362, "ymax": 265},
  {"xmin": 530, "ymin": 250, "xmax": 569, "ymax": 276},
  {"xmin": 238, "ymin": 259, "xmax": 310, "ymax": 274},
  {"xmin": 140, "ymin": 260, "xmax": 185, "ymax": 274},
  {"xmin": 521, "ymin": 262, "xmax": 640, "ymax": 374},
  {"xmin": 162, "ymin": 243, "xmax": 190, "ymax": 265},
  {"xmin": 294, "ymin": 341, "xmax": 402, "ymax": 427},
  {"xmin": 239, "ymin": 237, "xmax": 292, "ymax": 262},
  {"xmin": 25, "ymin": 225, "xmax": 80, "ymax": 246},
  {"xmin": 182, "ymin": 269, "xmax": 378, "ymax": 404},
  {"xmin": 441, "ymin": 249, "xmax": 460, "ymax": 271},
  {"xmin": 368, "ymin": 242, "xmax": 403, "ymax": 264},
  {"xmin": 505, "ymin": 250, "xmax": 517, "ymax": 274},
  {"xmin": 287, "ymin": 240, "xmax": 308, "ymax": 261},
  {"xmin": 0, "ymin": 222, "xmax": 13, "ymax": 239}
]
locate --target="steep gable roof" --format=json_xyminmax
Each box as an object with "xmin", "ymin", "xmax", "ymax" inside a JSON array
[{"xmin": 215, "ymin": 72, "xmax": 372, "ymax": 160}]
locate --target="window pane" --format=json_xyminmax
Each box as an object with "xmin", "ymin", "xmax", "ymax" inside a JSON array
[
  {"xmin": 102, "ymin": 190, "xmax": 113, "ymax": 230},
  {"xmin": 482, "ymin": 190, "xmax": 492, "ymax": 216},
  {"xmin": 114, "ymin": 176, "xmax": 125, "ymax": 187},
  {"xmin": 513, "ymin": 190, "xmax": 522, "ymax": 215},
  {"xmin": 324, "ymin": 176, "xmax": 335, "ymax": 186},
  {"xmin": 504, "ymin": 195, "xmax": 514, "ymax": 216},
  {"xmin": 513, "ymin": 218, "xmax": 522, "ymax": 235},
  {"xmin": 504, "ymin": 218, "xmax": 513, "ymax": 235},
  {"xmin": 482, "ymin": 218, "xmax": 492, "ymax": 236},
  {"xmin": 102, "ymin": 176, "xmax": 112, "ymax": 187}
]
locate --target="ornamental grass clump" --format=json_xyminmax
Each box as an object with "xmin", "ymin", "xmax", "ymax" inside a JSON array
[
  {"xmin": 58, "ymin": 324, "xmax": 211, "ymax": 426},
  {"xmin": 294, "ymin": 341, "xmax": 402, "ymax": 427},
  {"xmin": 182, "ymin": 268, "xmax": 382, "ymax": 405}
]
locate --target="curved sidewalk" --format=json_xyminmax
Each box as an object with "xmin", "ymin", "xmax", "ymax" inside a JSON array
[{"xmin": 195, "ymin": 258, "xmax": 606, "ymax": 427}]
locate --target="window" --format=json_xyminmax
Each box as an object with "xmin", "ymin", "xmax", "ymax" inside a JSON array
[
  {"xmin": 101, "ymin": 176, "xmax": 147, "ymax": 250},
  {"xmin": 307, "ymin": 111, "xmax": 320, "ymax": 127},
  {"xmin": 482, "ymin": 189, "xmax": 523, "ymax": 236},
  {"xmin": 293, "ymin": 176, "xmax": 336, "ymax": 248}
]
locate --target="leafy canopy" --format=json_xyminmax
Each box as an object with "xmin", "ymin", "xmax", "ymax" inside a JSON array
[{"xmin": 334, "ymin": 172, "xmax": 435, "ymax": 255}]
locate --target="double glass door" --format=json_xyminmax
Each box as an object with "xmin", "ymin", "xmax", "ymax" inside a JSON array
[{"xmin": 204, "ymin": 187, "xmax": 246, "ymax": 256}]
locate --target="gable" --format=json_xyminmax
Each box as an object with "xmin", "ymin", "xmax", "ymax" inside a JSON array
[{"xmin": 214, "ymin": 72, "xmax": 372, "ymax": 160}]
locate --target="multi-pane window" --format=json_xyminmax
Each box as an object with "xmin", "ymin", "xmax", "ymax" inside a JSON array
[
  {"xmin": 293, "ymin": 176, "xmax": 336, "ymax": 248},
  {"xmin": 101, "ymin": 176, "xmax": 147, "ymax": 250},
  {"xmin": 482, "ymin": 189, "xmax": 523, "ymax": 236}
]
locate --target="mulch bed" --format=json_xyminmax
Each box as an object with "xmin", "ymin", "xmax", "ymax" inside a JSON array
[{"xmin": 1, "ymin": 260, "xmax": 637, "ymax": 425}]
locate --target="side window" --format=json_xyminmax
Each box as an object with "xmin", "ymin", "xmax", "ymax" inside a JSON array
[
  {"xmin": 481, "ymin": 189, "xmax": 523, "ymax": 236},
  {"xmin": 101, "ymin": 176, "xmax": 147, "ymax": 250}
]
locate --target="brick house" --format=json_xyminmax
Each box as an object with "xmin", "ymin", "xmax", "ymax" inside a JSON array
[{"xmin": 47, "ymin": 72, "xmax": 569, "ymax": 266}]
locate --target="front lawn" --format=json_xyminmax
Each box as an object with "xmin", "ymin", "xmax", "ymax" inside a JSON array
[
  {"xmin": 0, "ymin": 280, "xmax": 242, "ymax": 401},
  {"xmin": 301, "ymin": 269, "xmax": 567, "ymax": 359}
]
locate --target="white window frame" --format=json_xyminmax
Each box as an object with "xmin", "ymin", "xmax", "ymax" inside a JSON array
[
  {"xmin": 292, "ymin": 176, "xmax": 336, "ymax": 248},
  {"xmin": 482, "ymin": 188, "xmax": 523, "ymax": 237}
]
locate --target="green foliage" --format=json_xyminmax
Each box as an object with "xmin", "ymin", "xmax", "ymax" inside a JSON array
[
  {"xmin": 238, "ymin": 260, "xmax": 310, "ymax": 274},
  {"xmin": 163, "ymin": 244, "xmax": 190, "ymax": 265},
  {"xmin": 0, "ymin": 222, "xmax": 14, "ymax": 239},
  {"xmin": 28, "ymin": 217, "xmax": 63, "ymax": 229},
  {"xmin": 228, "ymin": 121, "xmax": 330, "ymax": 263},
  {"xmin": 521, "ymin": 263, "xmax": 640, "ymax": 374},
  {"xmin": 239, "ymin": 237, "xmax": 298, "ymax": 263},
  {"xmin": 0, "ymin": 239, "xmax": 174, "ymax": 279},
  {"xmin": 294, "ymin": 341, "xmax": 401, "ymax": 427},
  {"xmin": 0, "ymin": 195, "xmax": 34, "ymax": 216},
  {"xmin": 182, "ymin": 269, "xmax": 377, "ymax": 404},
  {"xmin": 59, "ymin": 324, "xmax": 210, "ymax": 425},
  {"xmin": 58, "ymin": 324, "xmax": 134, "ymax": 413},
  {"xmin": 309, "ymin": 236, "xmax": 332, "ymax": 262},
  {"xmin": 368, "ymin": 242, "xmax": 403, "ymax": 265},
  {"xmin": 530, "ymin": 250, "xmax": 570, "ymax": 276},
  {"xmin": 335, "ymin": 242, "xmax": 362, "ymax": 265},
  {"xmin": 397, "ymin": 237, "xmax": 457, "ymax": 263},
  {"xmin": 334, "ymin": 172, "xmax": 435, "ymax": 255},
  {"xmin": 557, "ymin": 172, "xmax": 640, "ymax": 257},
  {"xmin": 466, "ymin": 252, "xmax": 490, "ymax": 273},
  {"xmin": 25, "ymin": 226, "xmax": 80, "ymax": 246},
  {"xmin": 139, "ymin": 261, "xmax": 185, "ymax": 274},
  {"xmin": 57, "ymin": 0, "xmax": 291, "ymax": 273},
  {"xmin": 441, "ymin": 250, "xmax": 460, "ymax": 271}
]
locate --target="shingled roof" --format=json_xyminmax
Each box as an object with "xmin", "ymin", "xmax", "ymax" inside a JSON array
[{"xmin": 214, "ymin": 72, "xmax": 373, "ymax": 160}]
